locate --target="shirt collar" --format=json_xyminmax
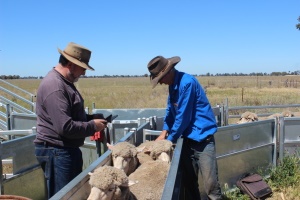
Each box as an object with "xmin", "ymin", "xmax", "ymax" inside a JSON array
[{"xmin": 171, "ymin": 70, "xmax": 179, "ymax": 91}]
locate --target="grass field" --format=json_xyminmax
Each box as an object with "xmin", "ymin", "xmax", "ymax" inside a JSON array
[{"xmin": 1, "ymin": 75, "xmax": 300, "ymax": 115}]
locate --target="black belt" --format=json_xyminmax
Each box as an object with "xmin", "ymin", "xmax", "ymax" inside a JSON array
[
  {"xmin": 185, "ymin": 135, "xmax": 213, "ymax": 144},
  {"xmin": 35, "ymin": 141, "xmax": 59, "ymax": 147}
]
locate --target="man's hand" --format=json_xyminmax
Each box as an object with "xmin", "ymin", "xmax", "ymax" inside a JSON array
[
  {"xmin": 93, "ymin": 119, "xmax": 107, "ymax": 132},
  {"xmin": 155, "ymin": 130, "xmax": 168, "ymax": 141}
]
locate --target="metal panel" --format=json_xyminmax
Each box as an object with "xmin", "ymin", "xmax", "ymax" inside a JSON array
[
  {"xmin": 215, "ymin": 119, "xmax": 276, "ymax": 189},
  {"xmin": 10, "ymin": 113, "xmax": 37, "ymax": 130},
  {"xmin": 1, "ymin": 135, "xmax": 39, "ymax": 174},
  {"xmin": 2, "ymin": 166, "xmax": 47, "ymax": 200},
  {"xmin": 92, "ymin": 108, "xmax": 166, "ymax": 120},
  {"xmin": 281, "ymin": 117, "xmax": 300, "ymax": 158},
  {"xmin": 161, "ymin": 139, "xmax": 183, "ymax": 200},
  {"xmin": 216, "ymin": 119, "xmax": 275, "ymax": 157}
]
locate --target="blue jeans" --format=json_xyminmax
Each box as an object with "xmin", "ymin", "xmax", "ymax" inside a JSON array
[
  {"xmin": 35, "ymin": 143, "xmax": 83, "ymax": 199},
  {"xmin": 182, "ymin": 136, "xmax": 222, "ymax": 200}
]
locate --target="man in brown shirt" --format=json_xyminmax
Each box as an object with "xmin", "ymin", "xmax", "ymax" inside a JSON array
[{"xmin": 34, "ymin": 42, "xmax": 107, "ymax": 198}]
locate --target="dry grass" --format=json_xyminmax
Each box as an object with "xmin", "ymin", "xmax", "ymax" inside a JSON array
[
  {"xmin": 1, "ymin": 76, "xmax": 300, "ymax": 113},
  {"xmin": 2, "ymin": 163, "xmax": 13, "ymax": 174}
]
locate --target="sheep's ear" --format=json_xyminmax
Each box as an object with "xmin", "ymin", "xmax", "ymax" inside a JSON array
[
  {"xmin": 88, "ymin": 172, "xmax": 93, "ymax": 176},
  {"xmin": 128, "ymin": 180, "xmax": 138, "ymax": 186},
  {"xmin": 107, "ymin": 143, "xmax": 114, "ymax": 150},
  {"xmin": 136, "ymin": 146, "xmax": 146, "ymax": 152},
  {"xmin": 120, "ymin": 180, "xmax": 138, "ymax": 187}
]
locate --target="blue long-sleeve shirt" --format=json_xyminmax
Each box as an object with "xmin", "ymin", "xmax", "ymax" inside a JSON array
[{"xmin": 163, "ymin": 70, "xmax": 217, "ymax": 143}]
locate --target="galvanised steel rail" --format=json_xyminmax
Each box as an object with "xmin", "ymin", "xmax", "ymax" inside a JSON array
[
  {"xmin": 0, "ymin": 79, "xmax": 36, "ymax": 97},
  {"xmin": 0, "ymin": 96, "xmax": 32, "ymax": 114},
  {"xmin": 0, "ymin": 86, "xmax": 35, "ymax": 108},
  {"xmin": 223, "ymin": 98, "xmax": 300, "ymax": 125},
  {"xmin": 0, "ymin": 78, "xmax": 36, "ymax": 112}
]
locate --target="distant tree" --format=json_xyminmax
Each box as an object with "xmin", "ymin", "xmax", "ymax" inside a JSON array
[{"xmin": 297, "ymin": 16, "xmax": 300, "ymax": 30}]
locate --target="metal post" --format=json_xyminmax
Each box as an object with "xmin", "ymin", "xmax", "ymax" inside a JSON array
[
  {"xmin": 31, "ymin": 127, "xmax": 37, "ymax": 135},
  {"xmin": 131, "ymin": 128, "xmax": 137, "ymax": 144},
  {"xmin": 30, "ymin": 95, "xmax": 34, "ymax": 112},
  {"xmin": 0, "ymin": 142, "xmax": 3, "ymax": 195},
  {"xmin": 224, "ymin": 98, "xmax": 229, "ymax": 126},
  {"xmin": 124, "ymin": 127, "xmax": 129, "ymax": 136},
  {"xmin": 278, "ymin": 116, "xmax": 285, "ymax": 164},
  {"xmin": 85, "ymin": 107, "xmax": 89, "ymax": 114},
  {"xmin": 5, "ymin": 104, "xmax": 11, "ymax": 140}
]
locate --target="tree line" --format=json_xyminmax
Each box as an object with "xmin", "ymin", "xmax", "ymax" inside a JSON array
[{"xmin": 1, "ymin": 70, "xmax": 300, "ymax": 80}]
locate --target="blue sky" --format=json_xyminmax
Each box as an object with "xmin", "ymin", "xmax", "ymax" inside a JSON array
[{"xmin": 1, "ymin": 0, "xmax": 299, "ymax": 77}]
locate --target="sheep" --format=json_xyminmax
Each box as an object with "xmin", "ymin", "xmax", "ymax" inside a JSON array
[
  {"xmin": 107, "ymin": 142, "xmax": 139, "ymax": 175},
  {"xmin": 237, "ymin": 111, "xmax": 295, "ymax": 122},
  {"xmin": 128, "ymin": 160, "xmax": 170, "ymax": 200},
  {"xmin": 237, "ymin": 111, "xmax": 258, "ymax": 124},
  {"xmin": 0, "ymin": 136, "xmax": 8, "ymax": 142},
  {"xmin": 267, "ymin": 111, "xmax": 294, "ymax": 119},
  {"xmin": 87, "ymin": 165, "xmax": 137, "ymax": 200},
  {"xmin": 136, "ymin": 140, "xmax": 174, "ymax": 164}
]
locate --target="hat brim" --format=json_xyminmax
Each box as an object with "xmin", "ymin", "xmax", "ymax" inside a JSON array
[
  {"xmin": 57, "ymin": 47, "xmax": 94, "ymax": 71},
  {"xmin": 150, "ymin": 56, "xmax": 180, "ymax": 89}
]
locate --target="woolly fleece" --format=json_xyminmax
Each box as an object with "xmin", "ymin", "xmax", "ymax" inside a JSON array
[
  {"xmin": 89, "ymin": 166, "xmax": 128, "ymax": 190},
  {"xmin": 148, "ymin": 140, "xmax": 173, "ymax": 160},
  {"xmin": 129, "ymin": 160, "xmax": 170, "ymax": 200},
  {"xmin": 111, "ymin": 142, "xmax": 137, "ymax": 158}
]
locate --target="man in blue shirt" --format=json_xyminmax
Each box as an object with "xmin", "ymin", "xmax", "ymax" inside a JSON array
[{"xmin": 147, "ymin": 56, "xmax": 222, "ymax": 200}]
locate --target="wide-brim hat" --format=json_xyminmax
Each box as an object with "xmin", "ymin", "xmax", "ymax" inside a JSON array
[
  {"xmin": 57, "ymin": 42, "xmax": 94, "ymax": 71},
  {"xmin": 147, "ymin": 56, "xmax": 181, "ymax": 88}
]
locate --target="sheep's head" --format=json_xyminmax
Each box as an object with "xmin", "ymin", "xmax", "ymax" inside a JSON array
[
  {"xmin": 107, "ymin": 142, "xmax": 138, "ymax": 175},
  {"xmin": 281, "ymin": 111, "xmax": 294, "ymax": 117},
  {"xmin": 237, "ymin": 111, "xmax": 258, "ymax": 124},
  {"xmin": 88, "ymin": 166, "xmax": 136, "ymax": 200},
  {"xmin": 144, "ymin": 140, "xmax": 174, "ymax": 163}
]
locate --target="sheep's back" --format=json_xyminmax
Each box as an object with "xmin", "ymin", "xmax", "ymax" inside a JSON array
[{"xmin": 128, "ymin": 160, "xmax": 170, "ymax": 200}]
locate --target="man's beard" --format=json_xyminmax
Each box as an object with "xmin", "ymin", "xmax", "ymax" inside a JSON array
[{"xmin": 68, "ymin": 70, "xmax": 80, "ymax": 83}]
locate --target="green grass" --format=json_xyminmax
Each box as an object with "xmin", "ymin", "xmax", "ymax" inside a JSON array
[{"xmin": 223, "ymin": 150, "xmax": 300, "ymax": 200}]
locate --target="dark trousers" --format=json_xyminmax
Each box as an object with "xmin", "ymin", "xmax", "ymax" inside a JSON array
[
  {"xmin": 35, "ymin": 143, "xmax": 83, "ymax": 199},
  {"xmin": 181, "ymin": 136, "xmax": 222, "ymax": 200}
]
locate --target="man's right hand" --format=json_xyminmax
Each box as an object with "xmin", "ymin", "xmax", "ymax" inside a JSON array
[
  {"xmin": 93, "ymin": 119, "xmax": 107, "ymax": 132},
  {"xmin": 155, "ymin": 130, "xmax": 168, "ymax": 141}
]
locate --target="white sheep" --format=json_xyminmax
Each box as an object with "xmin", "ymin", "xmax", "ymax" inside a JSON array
[
  {"xmin": 128, "ymin": 160, "xmax": 170, "ymax": 200},
  {"xmin": 257, "ymin": 111, "xmax": 295, "ymax": 120},
  {"xmin": 87, "ymin": 165, "xmax": 137, "ymax": 200},
  {"xmin": 237, "ymin": 111, "xmax": 258, "ymax": 124},
  {"xmin": 107, "ymin": 142, "xmax": 139, "ymax": 175},
  {"xmin": 0, "ymin": 136, "xmax": 8, "ymax": 142},
  {"xmin": 267, "ymin": 111, "xmax": 294, "ymax": 119},
  {"xmin": 137, "ymin": 140, "xmax": 174, "ymax": 164}
]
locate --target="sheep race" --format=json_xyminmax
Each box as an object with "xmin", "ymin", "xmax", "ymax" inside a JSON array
[{"xmin": 87, "ymin": 140, "xmax": 174, "ymax": 200}]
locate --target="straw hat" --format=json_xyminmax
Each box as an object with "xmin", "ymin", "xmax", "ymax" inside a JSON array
[
  {"xmin": 147, "ymin": 56, "xmax": 180, "ymax": 88},
  {"xmin": 57, "ymin": 42, "xmax": 94, "ymax": 70}
]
